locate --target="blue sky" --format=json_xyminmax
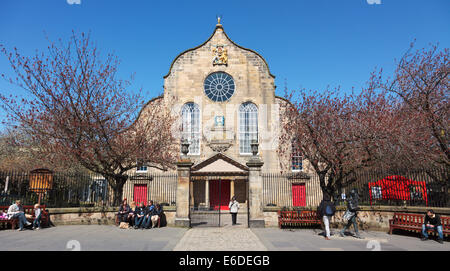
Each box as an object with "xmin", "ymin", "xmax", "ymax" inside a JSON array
[{"xmin": 0, "ymin": 0, "xmax": 449, "ymax": 127}]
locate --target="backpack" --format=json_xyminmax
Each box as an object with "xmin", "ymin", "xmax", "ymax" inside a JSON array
[{"xmin": 325, "ymin": 205, "xmax": 334, "ymax": 216}]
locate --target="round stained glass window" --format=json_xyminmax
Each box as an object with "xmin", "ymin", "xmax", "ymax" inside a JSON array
[{"xmin": 204, "ymin": 72, "xmax": 235, "ymax": 102}]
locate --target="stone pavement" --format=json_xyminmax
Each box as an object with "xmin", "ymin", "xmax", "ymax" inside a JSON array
[
  {"xmin": 0, "ymin": 225, "xmax": 187, "ymax": 251},
  {"xmin": 0, "ymin": 225, "xmax": 448, "ymax": 251},
  {"xmin": 173, "ymin": 224, "xmax": 266, "ymax": 251},
  {"xmin": 251, "ymin": 228, "xmax": 450, "ymax": 251}
]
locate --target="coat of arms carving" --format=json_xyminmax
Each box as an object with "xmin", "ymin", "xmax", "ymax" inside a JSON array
[{"xmin": 212, "ymin": 44, "xmax": 228, "ymax": 66}]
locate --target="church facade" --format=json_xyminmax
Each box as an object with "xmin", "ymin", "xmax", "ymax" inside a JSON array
[{"xmin": 121, "ymin": 21, "xmax": 322, "ymax": 225}]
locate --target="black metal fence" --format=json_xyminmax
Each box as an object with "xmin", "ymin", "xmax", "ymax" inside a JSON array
[
  {"xmin": 338, "ymin": 167, "xmax": 449, "ymax": 208},
  {"xmin": 0, "ymin": 170, "xmax": 177, "ymax": 208},
  {"xmin": 262, "ymin": 167, "xmax": 449, "ymax": 208}
]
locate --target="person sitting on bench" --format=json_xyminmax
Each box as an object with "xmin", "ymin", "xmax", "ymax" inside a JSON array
[
  {"xmin": 118, "ymin": 199, "xmax": 130, "ymax": 224},
  {"xmin": 143, "ymin": 200, "xmax": 155, "ymax": 229},
  {"xmin": 150, "ymin": 203, "xmax": 162, "ymax": 228},
  {"xmin": 134, "ymin": 202, "xmax": 146, "ymax": 229},
  {"xmin": 7, "ymin": 200, "xmax": 31, "ymax": 231},
  {"xmin": 421, "ymin": 209, "xmax": 444, "ymax": 244},
  {"xmin": 32, "ymin": 203, "xmax": 42, "ymax": 230}
]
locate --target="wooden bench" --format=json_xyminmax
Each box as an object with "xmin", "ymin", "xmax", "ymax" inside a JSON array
[
  {"xmin": 0, "ymin": 205, "xmax": 49, "ymax": 230},
  {"xmin": 278, "ymin": 210, "xmax": 322, "ymax": 228},
  {"xmin": 389, "ymin": 212, "xmax": 450, "ymax": 237}
]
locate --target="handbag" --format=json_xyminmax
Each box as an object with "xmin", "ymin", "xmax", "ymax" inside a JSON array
[
  {"xmin": 343, "ymin": 210, "xmax": 355, "ymax": 222},
  {"xmin": 119, "ymin": 222, "xmax": 129, "ymax": 229}
]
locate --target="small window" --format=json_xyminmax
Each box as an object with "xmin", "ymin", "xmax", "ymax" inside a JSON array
[
  {"xmin": 291, "ymin": 141, "xmax": 303, "ymax": 171},
  {"xmin": 371, "ymin": 186, "xmax": 382, "ymax": 200},
  {"xmin": 136, "ymin": 159, "xmax": 148, "ymax": 173}
]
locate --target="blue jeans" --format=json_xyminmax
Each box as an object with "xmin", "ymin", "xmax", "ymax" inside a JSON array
[
  {"xmin": 33, "ymin": 214, "xmax": 41, "ymax": 228},
  {"xmin": 422, "ymin": 224, "xmax": 444, "ymax": 240},
  {"xmin": 12, "ymin": 213, "xmax": 28, "ymax": 230},
  {"xmin": 143, "ymin": 215, "xmax": 152, "ymax": 228},
  {"xmin": 341, "ymin": 214, "xmax": 359, "ymax": 234},
  {"xmin": 134, "ymin": 216, "xmax": 144, "ymax": 227}
]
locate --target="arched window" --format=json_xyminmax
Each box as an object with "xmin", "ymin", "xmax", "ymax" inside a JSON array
[
  {"xmin": 239, "ymin": 102, "xmax": 258, "ymax": 154},
  {"xmin": 291, "ymin": 140, "xmax": 303, "ymax": 171},
  {"xmin": 181, "ymin": 103, "xmax": 200, "ymax": 155}
]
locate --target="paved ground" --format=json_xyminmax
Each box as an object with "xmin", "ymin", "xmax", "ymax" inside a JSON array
[
  {"xmin": 0, "ymin": 225, "xmax": 448, "ymax": 251},
  {"xmin": 0, "ymin": 225, "xmax": 187, "ymax": 251},
  {"xmin": 252, "ymin": 228, "xmax": 450, "ymax": 251},
  {"xmin": 173, "ymin": 224, "xmax": 266, "ymax": 251}
]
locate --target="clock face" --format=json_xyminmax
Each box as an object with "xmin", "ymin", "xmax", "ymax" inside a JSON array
[{"xmin": 204, "ymin": 72, "xmax": 235, "ymax": 102}]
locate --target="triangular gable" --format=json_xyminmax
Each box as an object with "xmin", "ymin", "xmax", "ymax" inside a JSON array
[{"xmin": 191, "ymin": 153, "xmax": 249, "ymax": 173}]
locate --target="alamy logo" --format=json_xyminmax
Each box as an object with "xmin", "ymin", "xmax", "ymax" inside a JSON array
[
  {"xmin": 367, "ymin": 0, "xmax": 382, "ymax": 4},
  {"xmin": 67, "ymin": 0, "xmax": 81, "ymax": 5}
]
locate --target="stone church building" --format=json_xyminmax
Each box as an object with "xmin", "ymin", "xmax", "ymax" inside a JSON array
[{"xmin": 122, "ymin": 20, "xmax": 322, "ymax": 227}]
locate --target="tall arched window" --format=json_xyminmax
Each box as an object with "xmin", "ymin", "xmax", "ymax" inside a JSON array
[
  {"xmin": 181, "ymin": 103, "xmax": 200, "ymax": 155},
  {"xmin": 291, "ymin": 140, "xmax": 303, "ymax": 171},
  {"xmin": 239, "ymin": 102, "xmax": 258, "ymax": 154}
]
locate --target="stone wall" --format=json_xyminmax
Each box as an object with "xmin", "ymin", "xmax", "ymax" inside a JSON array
[
  {"xmin": 48, "ymin": 206, "xmax": 176, "ymax": 226},
  {"xmin": 263, "ymin": 206, "xmax": 450, "ymax": 231}
]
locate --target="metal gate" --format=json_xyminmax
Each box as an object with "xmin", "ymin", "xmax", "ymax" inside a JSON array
[{"xmin": 189, "ymin": 175, "xmax": 249, "ymax": 227}]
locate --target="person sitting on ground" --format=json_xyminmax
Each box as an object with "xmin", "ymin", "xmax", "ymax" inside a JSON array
[
  {"xmin": 143, "ymin": 200, "xmax": 155, "ymax": 229},
  {"xmin": 118, "ymin": 199, "xmax": 130, "ymax": 224},
  {"xmin": 7, "ymin": 200, "xmax": 31, "ymax": 231},
  {"xmin": 421, "ymin": 209, "xmax": 444, "ymax": 244},
  {"xmin": 32, "ymin": 203, "xmax": 42, "ymax": 230},
  {"xmin": 317, "ymin": 193, "xmax": 336, "ymax": 240},
  {"xmin": 134, "ymin": 202, "xmax": 146, "ymax": 229},
  {"xmin": 150, "ymin": 203, "xmax": 162, "ymax": 228}
]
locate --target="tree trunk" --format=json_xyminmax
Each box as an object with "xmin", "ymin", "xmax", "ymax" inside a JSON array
[{"xmin": 106, "ymin": 174, "xmax": 128, "ymax": 206}]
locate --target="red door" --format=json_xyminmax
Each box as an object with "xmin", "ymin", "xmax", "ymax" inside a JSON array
[
  {"xmin": 133, "ymin": 184, "xmax": 147, "ymax": 205},
  {"xmin": 292, "ymin": 183, "xmax": 306, "ymax": 207},
  {"xmin": 209, "ymin": 179, "xmax": 230, "ymax": 210}
]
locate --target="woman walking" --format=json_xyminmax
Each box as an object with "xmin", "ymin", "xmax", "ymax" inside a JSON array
[{"xmin": 228, "ymin": 196, "xmax": 240, "ymax": 225}]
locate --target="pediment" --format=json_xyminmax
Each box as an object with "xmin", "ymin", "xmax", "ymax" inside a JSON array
[{"xmin": 191, "ymin": 153, "xmax": 249, "ymax": 173}]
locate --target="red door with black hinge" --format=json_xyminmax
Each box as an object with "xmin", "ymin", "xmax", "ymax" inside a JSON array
[
  {"xmin": 292, "ymin": 183, "xmax": 306, "ymax": 207},
  {"xmin": 133, "ymin": 184, "xmax": 147, "ymax": 205},
  {"xmin": 209, "ymin": 179, "xmax": 230, "ymax": 210}
]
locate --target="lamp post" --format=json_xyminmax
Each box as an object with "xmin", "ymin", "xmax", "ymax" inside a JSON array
[
  {"xmin": 250, "ymin": 139, "xmax": 259, "ymax": 157},
  {"xmin": 181, "ymin": 138, "xmax": 190, "ymax": 158}
]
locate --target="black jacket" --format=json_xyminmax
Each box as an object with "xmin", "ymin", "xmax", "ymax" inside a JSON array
[
  {"xmin": 424, "ymin": 214, "xmax": 442, "ymax": 226},
  {"xmin": 134, "ymin": 207, "xmax": 145, "ymax": 216},
  {"xmin": 318, "ymin": 200, "xmax": 336, "ymax": 217},
  {"xmin": 347, "ymin": 195, "xmax": 359, "ymax": 212},
  {"xmin": 118, "ymin": 204, "xmax": 130, "ymax": 214},
  {"xmin": 144, "ymin": 205, "xmax": 155, "ymax": 216}
]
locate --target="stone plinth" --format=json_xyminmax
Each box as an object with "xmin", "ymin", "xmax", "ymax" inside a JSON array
[
  {"xmin": 175, "ymin": 159, "xmax": 193, "ymax": 227},
  {"xmin": 246, "ymin": 157, "xmax": 265, "ymax": 228}
]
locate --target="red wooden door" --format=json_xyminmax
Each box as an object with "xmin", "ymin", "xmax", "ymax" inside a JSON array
[
  {"xmin": 292, "ymin": 183, "xmax": 306, "ymax": 207},
  {"xmin": 209, "ymin": 179, "xmax": 230, "ymax": 210},
  {"xmin": 133, "ymin": 184, "xmax": 147, "ymax": 205}
]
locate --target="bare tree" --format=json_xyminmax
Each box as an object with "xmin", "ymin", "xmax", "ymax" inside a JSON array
[{"xmin": 0, "ymin": 32, "xmax": 178, "ymax": 204}]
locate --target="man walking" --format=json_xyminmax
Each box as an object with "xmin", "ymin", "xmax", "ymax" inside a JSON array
[
  {"xmin": 421, "ymin": 210, "xmax": 444, "ymax": 244},
  {"xmin": 339, "ymin": 189, "xmax": 363, "ymax": 239},
  {"xmin": 317, "ymin": 193, "xmax": 336, "ymax": 240}
]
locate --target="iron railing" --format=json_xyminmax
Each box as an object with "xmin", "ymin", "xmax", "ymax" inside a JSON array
[
  {"xmin": 262, "ymin": 167, "xmax": 449, "ymax": 208},
  {"xmin": 0, "ymin": 170, "xmax": 177, "ymax": 208}
]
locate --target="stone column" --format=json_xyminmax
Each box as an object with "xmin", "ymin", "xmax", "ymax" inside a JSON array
[
  {"xmin": 230, "ymin": 179, "xmax": 235, "ymax": 198},
  {"xmin": 175, "ymin": 159, "xmax": 193, "ymax": 227},
  {"xmin": 189, "ymin": 181, "xmax": 194, "ymax": 207},
  {"xmin": 246, "ymin": 157, "xmax": 265, "ymax": 228},
  {"xmin": 205, "ymin": 178, "xmax": 210, "ymax": 209}
]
